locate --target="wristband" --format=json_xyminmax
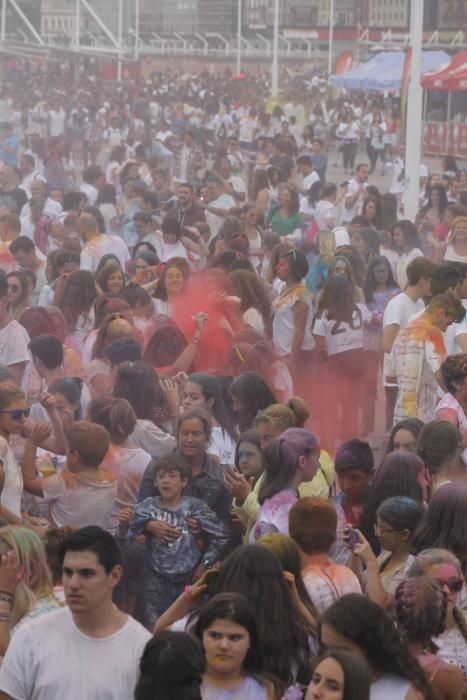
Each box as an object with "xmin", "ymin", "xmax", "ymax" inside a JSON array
[
  {"xmin": 0, "ymin": 591, "xmax": 14, "ymax": 605},
  {"xmin": 184, "ymin": 585, "xmax": 195, "ymax": 602}
]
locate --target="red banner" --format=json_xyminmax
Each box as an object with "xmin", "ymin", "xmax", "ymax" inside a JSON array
[{"xmin": 423, "ymin": 121, "xmax": 467, "ymax": 158}]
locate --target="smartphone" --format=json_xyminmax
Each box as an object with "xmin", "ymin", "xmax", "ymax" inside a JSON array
[
  {"xmin": 347, "ymin": 527, "xmax": 360, "ymax": 548},
  {"xmin": 340, "ymin": 180, "xmax": 349, "ymax": 188}
]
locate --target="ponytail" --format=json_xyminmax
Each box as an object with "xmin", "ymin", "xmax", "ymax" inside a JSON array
[
  {"xmin": 88, "ymin": 397, "xmax": 136, "ymax": 444},
  {"xmin": 286, "ymin": 397, "xmax": 310, "ymax": 428}
]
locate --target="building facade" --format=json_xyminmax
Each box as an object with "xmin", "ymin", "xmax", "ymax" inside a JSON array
[
  {"xmin": 366, "ymin": 0, "xmax": 410, "ymax": 29},
  {"xmin": 41, "ymin": 0, "xmax": 79, "ymax": 39}
]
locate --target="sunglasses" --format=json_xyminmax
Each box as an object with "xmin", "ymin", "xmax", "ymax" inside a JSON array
[
  {"xmin": 0, "ymin": 408, "xmax": 30, "ymax": 420},
  {"xmin": 7, "ymin": 285, "xmax": 19, "ymax": 293},
  {"xmin": 434, "ymin": 577, "xmax": 464, "ymax": 594}
]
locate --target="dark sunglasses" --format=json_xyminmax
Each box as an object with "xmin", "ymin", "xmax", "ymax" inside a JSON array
[
  {"xmin": 0, "ymin": 408, "xmax": 30, "ymax": 420},
  {"xmin": 434, "ymin": 577, "xmax": 464, "ymax": 593},
  {"xmin": 7, "ymin": 285, "xmax": 19, "ymax": 293}
]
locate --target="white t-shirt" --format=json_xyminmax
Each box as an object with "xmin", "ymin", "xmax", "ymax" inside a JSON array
[
  {"xmin": 383, "ymin": 293, "xmax": 425, "ymax": 387},
  {"xmin": 272, "ymin": 284, "xmax": 314, "ymax": 356},
  {"xmin": 0, "ymin": 320, "xmax": 30, "ymax": 391},
  {"xmin": 370, "ymin": 673, "xmax": 412, "ymax": 700},
  {"xmin": 228, "ymin": 175, "xmax": 246, "ymax": 196},
  {"xmin": 315, "ymin": 200, "xmax": 337, "ymax": 230},
  {"xmin": 80, "ymin": 182, "xmax": 99, "ymax": 206},
  {"xmin": 48, "ymin": 108, "xmax": 66, "ymax": 137},
  {"xmin": 208, "ymin": 427, "xmax": 236, "ymax": 467},
  {"xmin": 80, "ymin": 235, "xmax": 130, "ymax": 273},
  {"xmin": 41, "ymin": 471, "xmax": 118, "ymax": 528},
  {"xmin": 313, "ymin": 304, "xmax": 371, "ymax": 356},
  {"xmin": 160, "ymin": 239, "xmax": 188, "ymax": 262},
  {"xmin": 341, "ymin": 179, "xmax": 367, "ymax": 223},
  {"xmin": 0, "ymin": 606, "xmax": 151, "ymax": 700},
  {"xmin": 128, "ymin": 418, "xmax": 177, "ymax": 459},
  {"xmin": 302, "ymin": 170, "xmax": 320, "ymax": 191},
  {"xmin": 0, "ymin": 436, "xmax": 23, "ymax": 518},
  {"xmin": 393, "ymin": 318, "xmax": 446, "ymax": 424},
  {"xmin": 395, "ymin": 248, "xmax": 423, "ymax": 289},
  {"xmin": 205, "ymin": 193, "xmax": 235, "ymax": 241}
]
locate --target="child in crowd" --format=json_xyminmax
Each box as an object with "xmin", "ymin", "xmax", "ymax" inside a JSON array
[
  {"xmin": 22, "ymin": 422, "xmax": 117, "ymax": 529},
  {"xmin": 289, "ymin": 496, "xmax": 361, "ymax": 613},
  {"xmin": 117, "ymin": 453, "xmax": 229, "ymax": 629},
  {"xmin": 334, "ymin": 438, "xmax": 375, "ymax": 527}
]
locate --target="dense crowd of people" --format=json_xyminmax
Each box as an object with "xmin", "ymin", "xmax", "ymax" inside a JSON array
[{"xmin": 0, "ymin": 57, "xmax": 463, "ymax": 699}]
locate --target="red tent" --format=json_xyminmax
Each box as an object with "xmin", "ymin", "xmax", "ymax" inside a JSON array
[
  {"xmin": 445, "ymin": 61, "xmax": 467, "ymax": 91},
  {"xmin": 422, "ymin": 50, "xmax": 467, "ymax": 91}
]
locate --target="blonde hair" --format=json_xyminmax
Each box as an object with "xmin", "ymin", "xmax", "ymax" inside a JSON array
[
  {"xmin": 254, "ymin": 398, "xmax": 310, "ymax": 432},
  {"xmin": 449, "ymin": 216, "xmax": 467, "ymax": 243},
  {"xmin": 0, "ymin": 384, "xmax": 24, "ymax": 411},
  {"xmin": 0, "ymin": 526, "xmax": 55, "ymax": 624},
  {"xmin": 317, "ymin": 230, "xmax": 335, "ymax": 260},
  {"xmin": 106, "ymin": 318, "xmax": 133, "ymax": 344}
]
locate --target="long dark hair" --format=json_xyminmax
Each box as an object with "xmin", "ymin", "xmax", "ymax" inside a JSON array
[
  {"xmin": 319, "ymin": 594, "xmax": 434, "ymax": 699},
  {"xmin": 112, "ymin": 361, "xmax": 165, "ymax": 421},
  {"xmin": 361, "ymin": 196, "xmax": 383, "ymax": 229},
  {"xmin": 392, "ymin": 220, "xmax": 421, "ymax": 253},
  {"xmin": 188, "ymin": 372, "xmax": 237, "ymax": 441},
  {"xmin": 207, "ymin": 545, "xmax": 311, "ymax": 686},
  {"xmin": 229, "ymin": 371, "xmax": 277, "ymax": 432},
  {"xmin": 410, "ymin": 483, "xmax": 467, "ymax": 563},
  {"xmin": 143, "ymin": 325, "xmax": 188, "ymax": 368},
  {"xmin": 395, "ymin": 577, "xmax": 447, "ymax": 649},
  {"xmin": 258, "ymin": 428, "xmax": 319, "ymax": 504},
  {"xmin": 312, "ymin": 651, "xmax": 371, "ymax": 700},
  {"xmin": 314, "ymin": 274, "xmax": 361, "ymax": 324},
  {"xmin": 420, "ymin": 184, "xmax": 448, "ymax": 217},
  {"xmin": 416, "ymin": 419, "xmax": 460, "ymax": 476},
  {"xmin": 228, "ymin": 270, "xmax": 271, "ymax": 329},
  {"xmin": 307, "ymin": 180, "xmax": 323, "ymax": 206},
  {"xmin": 135, "ymin": 631, "xmax": 204, "ymax": 700},
  {"xmin": 194, "ymin": 593, "xmax": 263, "ymax": 674},
  {"xmin": 363, "ymin": 255, "xmax": 398, "ymax": 303},
  {"xmin": 54, "ymin": 270, "xmax": 96, "ymax": 332},
  {"xmin": 48, "ymin": 377, "xmax": 83, "ymax": 420},
  {"xmin": 257, "ymin": 532, "xmax": 317, "ymax": 619},
  {"xmin": 383, "ymin": 418, "xmax": 424, "ymax": 460},
  {"xmin": 359, "ymin": 452, "xmax": 425, "ymax": 553}
]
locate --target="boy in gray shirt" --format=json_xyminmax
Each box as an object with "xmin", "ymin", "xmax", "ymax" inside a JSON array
[{"xmin": 118, "ymin": 453, "xmax": 228, "ymax": 629}]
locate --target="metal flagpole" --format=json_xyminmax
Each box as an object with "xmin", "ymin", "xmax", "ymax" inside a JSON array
[
  {"xmin": 271, "ymin": 0, "xmax": 279, "ymax": 97},
  {"xmin": 328, "ymin": 0, "xmax": 334, "ymax": 75},
  {"xmin": 117, "ymin": 0, "xmax": 123, "ymax": 82},
  {"xmin": 236, "ymin": 0, "xmax": 242, "ymax": 74},
  {"xmin": 403, "ymin": 0, "xmax": 424, "ymax": 221}
]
